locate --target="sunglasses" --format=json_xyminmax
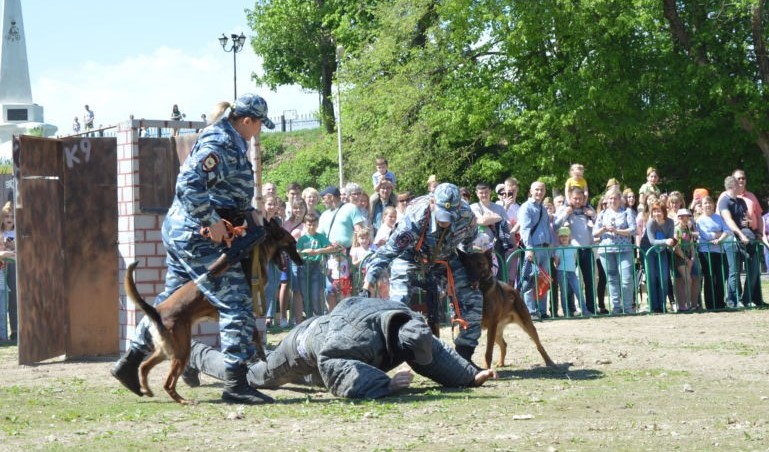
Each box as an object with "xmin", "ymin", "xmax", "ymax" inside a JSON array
[{"xmin": 497, "ymin": 191, "xmax": 516, "ymax": 197}]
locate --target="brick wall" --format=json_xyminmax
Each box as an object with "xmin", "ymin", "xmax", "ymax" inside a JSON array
[{"xmin": 115, "ymin": 120, "xmax": 218, "ymax": 352}]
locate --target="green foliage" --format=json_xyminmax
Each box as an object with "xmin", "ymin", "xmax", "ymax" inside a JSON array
[
  {"xmin": 247, "ymin": 0, "xmax": 329, "ymax": 90},
  {"xmin": 246, "ymin": 1, "xmax": 384, "ymax": 133},
  {"xmin": 262, "ymin": 130, "xmax": 341, "ymax": 193},
  {"xmin": 253, "ymin": 0, "xmax": 769, "ymax": 200},
  {"xmin": 0, "ymin": 159, "xmax": 12, "ymax": 175}
]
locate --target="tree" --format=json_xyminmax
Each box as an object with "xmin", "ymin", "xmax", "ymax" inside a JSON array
[
  {"xmin": 661, "ymin": 0, "xmax": 769, "ymax": 179},
  {"xmin": 253, "ymin": 1, "xmax": 766, "ymax": 200},
  {"xmin": 247, "ymin": 0, "xmax": 381, "ymax": 134},
  {"xmin": 338, "ymin": 0, "xmax": 766, "ymax": 198}
]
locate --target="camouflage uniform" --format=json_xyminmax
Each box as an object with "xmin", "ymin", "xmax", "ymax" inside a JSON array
[
  {"xmin": 364, "ymin": 184, "xmax": 483, "ymax": 351},
  {"xmin": 130, "ymin": 116, "xmax": 258, "ymax": 370}
]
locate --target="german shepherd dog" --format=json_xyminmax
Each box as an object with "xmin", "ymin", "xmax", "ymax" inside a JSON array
[
  {"xmin": 125, "ymin": 218, "xmax": 302, "ymax": 404},
  {"xmin": 461, "ymin": 250, "xmax": 556, "ymax": 369}
]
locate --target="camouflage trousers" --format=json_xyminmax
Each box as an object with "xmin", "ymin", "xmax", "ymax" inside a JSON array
[
  {"xmin": 129, "ymin": 222, "xmax": 255, "ymax": 370},
  {"xmin": 389, "ymin": 255, "xmax": 482, "ymax": 349}
]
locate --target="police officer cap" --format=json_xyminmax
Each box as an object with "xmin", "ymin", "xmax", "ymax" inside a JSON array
[
  {"xmin": 433, "ymin": 183, "xmax": 461, "ymax": 223},
  {"xmin": 233, "ymin": 93, "xmax": 275, "ymax": 129},
  {"xmin": 398, "ymin": 319, "xmax": 433, "ymax": 365}
]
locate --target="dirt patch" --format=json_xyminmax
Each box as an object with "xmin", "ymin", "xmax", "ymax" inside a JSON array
[{"xmin": 1, "ymin": 309, "xmax": 768, "ymax": 450}]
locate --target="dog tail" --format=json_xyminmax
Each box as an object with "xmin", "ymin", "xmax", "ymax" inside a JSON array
[{"xmin": 125, "ymin": 261, "xmax": 165, "ymax": 332}]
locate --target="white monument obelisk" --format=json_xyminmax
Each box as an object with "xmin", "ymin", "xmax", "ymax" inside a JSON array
[{"xmin": 0, "ymin": 0, "xmax": 56, "ymax": 145}]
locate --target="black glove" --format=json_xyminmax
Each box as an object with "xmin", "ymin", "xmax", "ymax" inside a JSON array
[{"xmin": 358, "ymin": 288, "xmax": 372, "ymax": 298}]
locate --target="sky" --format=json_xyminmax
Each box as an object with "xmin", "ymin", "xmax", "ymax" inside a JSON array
[{"xmin": 22, "ymin": 0, "xmax": 319, "ymax": 134}]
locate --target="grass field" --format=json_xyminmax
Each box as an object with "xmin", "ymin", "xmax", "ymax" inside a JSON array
[{"xmin": 1, "ymin": 308, "xmax": 768, "ymax": 451}]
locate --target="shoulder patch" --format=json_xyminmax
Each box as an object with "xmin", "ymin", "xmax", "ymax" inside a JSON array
[
  {"xmin": 201, "ymin": 153, "xmax": 219, "ymax": 172},
  {"xmin": 394, "ymin": 230, "xmax": 416, "ymax": 249}
]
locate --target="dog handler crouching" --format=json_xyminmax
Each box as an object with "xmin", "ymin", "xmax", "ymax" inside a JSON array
[
  {"xmin": 187, "ymin": 297, "xmax": 496, "ymax": 397},
  {"xmin": 361, "ymin": 183, "xmax": 485, "ymax": 364},
  {"xmin": 112, "ymin": 93, "xmax": 275, "ymax": 404}
]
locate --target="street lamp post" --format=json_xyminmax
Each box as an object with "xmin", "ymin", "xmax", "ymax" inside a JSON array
[
  {"xmin": 335, "ymin": 45, "xmax": 344, "ymax": 188},
  {"xmin": 219, "ymin": 32, "xmax": 247, "ymax": 100}
]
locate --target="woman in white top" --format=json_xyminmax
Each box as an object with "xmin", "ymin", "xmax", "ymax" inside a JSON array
[{"xmin": 593, "ymin": 187, "xmax": 636, "ymax": 314}]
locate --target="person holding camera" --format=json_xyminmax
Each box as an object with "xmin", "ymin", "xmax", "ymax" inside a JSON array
[{"xmin": 554, "ymin": 187, "xmax": 597, "ymax": 315}]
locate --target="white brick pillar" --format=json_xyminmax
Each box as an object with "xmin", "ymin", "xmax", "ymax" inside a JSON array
[{"xmin": 115, "ymin": 120, "xmax": 218, "ymax": 352}]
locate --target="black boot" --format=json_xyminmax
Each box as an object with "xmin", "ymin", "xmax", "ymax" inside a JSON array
[
  {"xmin": 222, "ymin": 365, "xmax": 275, "ymax": 405},
  {"xmin": 181, "ymin": 365, "xmax": 200, "ymax": 388},
  {"xmin": 455, "ymin": 345, "xmax": 480, "ymax": 369},
  {"xmin": 111, "ymin": 348, "xmax": 146, "ymax": 396}
]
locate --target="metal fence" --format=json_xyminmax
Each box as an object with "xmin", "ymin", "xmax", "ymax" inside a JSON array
[
  {"xmin": 60, "ymin": 112, "xmax": 320, "ymax": 140},
  {"xmin": 258, "ymin": 238, "xmax": 767, "ymax": 328},
  {"xmin": 268, "ymin": 113, "xmax": 320, "ymax": 133},
  {"xmin": 504, "ymin": 240, "xmax": 767, "ymax": 318}
]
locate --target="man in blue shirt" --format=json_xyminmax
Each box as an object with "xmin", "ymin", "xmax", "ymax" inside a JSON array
[{"xmin": 518, "ymin": 181, "xmax": 555, "ymax": 318}]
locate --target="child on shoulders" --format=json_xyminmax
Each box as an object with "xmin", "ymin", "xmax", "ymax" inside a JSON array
[
  {"xmin": 565, "ymin": 163, "xmax": 589, "ymax": 205},
  {"xmin": 371, "ymin": 157, "xmax": 397, "ymax": 191},
  {"xmin": 638, "ymin": 166, "xmax": 661, "ymax": 207}
]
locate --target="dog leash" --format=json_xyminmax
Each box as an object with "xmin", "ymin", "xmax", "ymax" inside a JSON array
[
  {"xmin": 200, "ymin": 219, "xmax": 247, "ymax": 248},
  {"xmin": 434, "ymin": 259, "xmax": 469, "ymax": 330},
  {"xmin": 413, "ymin": 206, "xmax": 469, "ymax": 330}
]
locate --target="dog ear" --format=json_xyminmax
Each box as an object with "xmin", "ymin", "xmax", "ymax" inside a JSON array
[{"xmin": 483, "ymin": 249, "xmax": 493, "ymax": 263}]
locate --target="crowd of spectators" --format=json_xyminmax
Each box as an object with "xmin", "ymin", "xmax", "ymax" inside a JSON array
[
  {"xmin": 0, "ymin": 201, "xmax": 16, "ymax": 343},
  {"xmin": 260, "ymin": 161, "xmax": 767, "ymax": 329}
]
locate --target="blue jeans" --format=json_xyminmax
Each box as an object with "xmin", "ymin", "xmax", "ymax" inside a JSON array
[
  {"xmin": 523, "ymin": 248, "xmax": 552, "ymax": 317},
  {"xmin": 265, "ymin": 263, "xmax": 281, "ymax": 318},
  {"xmin": 600, "ymin": 250, "xmax": 635, "ymax": 313},
  {"xmin": 724, "ymin": 240, "xmax": 764, "ymax": 307},
  {"xmin": 0, "ymin": 274, "xmax": 7, "ymax": 340},
  {"xmin": 301, "ymin": 261, "xmax": 326, "ymax": 317},
  {"xmin": 646, "ymin": 250, "xmax": 669, "ymax": 313},
  {"xmin": 557, "ymin": 270, "xmax": 588, "ymax": 315}
]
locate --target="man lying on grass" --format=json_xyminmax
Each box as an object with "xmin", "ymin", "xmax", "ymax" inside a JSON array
[{"xmin": 185, "ymin": 297, "xmax": 496, "ymax": 398}]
